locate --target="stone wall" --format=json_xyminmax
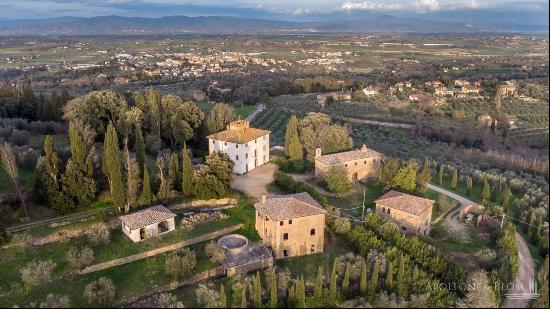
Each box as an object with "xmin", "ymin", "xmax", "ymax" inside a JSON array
[
  {"xmin": 78, "ymin": 224, "xmax": 243, "ymax": 274},
  {"xmin": 169, "ymin": 197, "xmax": 237, "ymax": 211}
]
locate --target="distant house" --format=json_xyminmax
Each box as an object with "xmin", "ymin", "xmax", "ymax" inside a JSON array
[
  {"xmin": 461, "ymin": 84, "xmax": 481, "ymax": 94},
  {"xmin": 477, "ymin": 114, "xmax": 494, "ymax": 126},
  {"xmin": 254, "ymin": 193, "xmax": 326, "ymax": 259},
  {"xmin": 408, "ymin": 92, "xmax": 431, "ymax": 102},
  {"xmin": 498, "ymin": 81, "xmax": 517, "ymax": 97},
  {"xmin": 317, "ymin": 92, "xmax": 352, "ymax": 106},
  {"xmin": 207, "ymin": 120, "xmax": 270, "ymax": 174},
  {"xmin": 119, "ymin": 205, "xmax": 176, "ymax": 242},
  {"xmin": 375, "ymin": 191, "xmax": 434, "ymax": 236},
  {"xmin": 362, "ymin": 86, "xmax": 379, "ymax": 97},
  {"xmin": 435, "ymin": 86, "xmax": 453, "ymax": 96},
  {"xmin": 454, "ymin": 79, "xmax": 470, "ymax": 87},
  {"xmin": 315, "ymin": 144, "xmax": 383, "ymax": 181}
]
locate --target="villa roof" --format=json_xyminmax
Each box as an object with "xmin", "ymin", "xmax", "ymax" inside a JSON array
[
  {"xmin": 254, "ymin": 192, "xmax": 326, "ymax": 221},
  {"xmin": 315, "ymin": 145, "xmax": 382, "ymax": 165},
  {"xmin": 207, "ymin": 127, "xmax": 270, "ymax": 144},
  {"xmin": 118, "ymin": 205, "xmax": 176, "ymax": 230},
  {"xmin": 375, "ymin": 190, "xmax": 434, "ymax": 216}
]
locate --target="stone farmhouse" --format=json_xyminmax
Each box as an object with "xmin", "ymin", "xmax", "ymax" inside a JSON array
[
  {"xmin": 207, "ymin": 120, "xmax": 270, "ymax": 174},
  {"xmin": 119, "ymin": 205, "xmax": 176, "ymax": 242},
  {"xmin": 374, "ymin": 191, "xmax": 434, "ymax": 236},
  {"xmin": 254, "ymin": 193, "xmax": 326, "ymax": 259},
  {"xmin": 314, "ymin": 144, "xmax": 383, "ymax": 181}
]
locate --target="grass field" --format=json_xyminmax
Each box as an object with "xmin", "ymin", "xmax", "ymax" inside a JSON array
[
  {"xmin": 0, "ymin": 167, "xmax": 36, "ymax": 193},
  {"xmin": 251, "ymin": 107, "xmax": 293, "ymax": 145}
]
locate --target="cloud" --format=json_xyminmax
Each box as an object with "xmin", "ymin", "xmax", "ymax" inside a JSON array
[{"xmin": 341, "ymin": 0, "xmax": 488, "ymax": 13}]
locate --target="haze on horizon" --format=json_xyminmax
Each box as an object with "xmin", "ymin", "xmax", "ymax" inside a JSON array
[{"xmin": 0, "ymin": 0, "xmax": 548, "ymax": 27}]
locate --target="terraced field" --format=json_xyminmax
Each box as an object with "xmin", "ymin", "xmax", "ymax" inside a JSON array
[{"xmin": 251, "ymin": 107, "xmax": 293, "ymax": 145}]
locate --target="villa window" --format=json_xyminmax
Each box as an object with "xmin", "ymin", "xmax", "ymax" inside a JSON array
[
  {"xmin": 401, "ymin": 226, "xmax": 407, "ymax": 232},
  {"xmin": 364, "ymin": 160, "xmax": 367, "ymax": 164},
  {"xmin": 236, "ymin": 155, "xmax": 239, "ymax": 161},
  {"xmin": 280, "ymin": 221, "xmax": 284, "ymax": 226},
  {"xmin": 310, "ymin": 229, "xmax": 316, "ymax": 236},
  {"xmin": 284, "ymin": 250, "xmax": 289, "ymax": 257},
  {"xmin": 382, "ymin": 207, "xmax": 385, "ymax": 213},
  {"xmin": 387, "ymin": 209, "xmax": 391, "ymax": 214},
  {"xmin": 236, "ymin": 144, "xmax": 239, "ymax": 148},
  {"xmin": 289, "ymin": 220, "xmax": 292, "ymax": 225},
  {"xmin": 283, "ymin": 233, "xmax": 289, "ymax": 241}
]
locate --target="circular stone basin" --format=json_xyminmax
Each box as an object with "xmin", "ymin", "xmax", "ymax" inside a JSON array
[{"xmin": 218, "ymin": 234, "xmax": 249, "ymax": 255}]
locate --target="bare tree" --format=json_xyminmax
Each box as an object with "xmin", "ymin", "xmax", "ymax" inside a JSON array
[{"xmin": 0, "ymin": 142, "xmax": 28, "ymax": 218}]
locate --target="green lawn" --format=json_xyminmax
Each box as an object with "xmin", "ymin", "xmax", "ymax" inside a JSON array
[
  {"xmin": 326, "ymin": 181, "xmax": 384, "ymax": 218},
  {"xmin": 426, "ymin": 222, "xmax": 490, "ymax": 254},
  {"xmin": 0, "ymin": 166, "xmax": 35, "ymax": 193}
]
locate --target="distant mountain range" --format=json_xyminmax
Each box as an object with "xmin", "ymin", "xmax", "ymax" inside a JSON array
[{"xmin": 0, "ymin": 15, "xmax": 547, "ymax": 35}]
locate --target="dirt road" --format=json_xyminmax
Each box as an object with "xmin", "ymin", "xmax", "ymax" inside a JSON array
[{"xmin": 428, "ymin": 184, "xmax": 535, "ymax": 308}]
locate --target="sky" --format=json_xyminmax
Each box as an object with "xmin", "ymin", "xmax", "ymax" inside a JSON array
[{"xmin": 0, "ymin": 0, "xmax": 548, "ymax": 24}]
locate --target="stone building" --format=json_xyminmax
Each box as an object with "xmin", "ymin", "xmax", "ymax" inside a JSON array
[
  {"xmin": 374, "ymin": 190, "xmax": 434, "ymax": 236},
  {"xmin": 207, "ymin": 119, "xmax": 270, "ymax": 174},
  {"xmin": 314, "ymin": 144, "xmax": 382, "ymax": 181},
  {"xmin": 217, "ymin": 234, "xmax": 273, "ymax": 277},
  {"xmin": 118, "ymin": 205, "xmax": 176, "ymax": 242},
  {"xmin": 254, "ymin": 193, "xmax": 326, "ymax": 259}
]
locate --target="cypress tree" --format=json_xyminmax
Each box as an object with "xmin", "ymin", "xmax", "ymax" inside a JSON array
[
  {"xmin": 182, "ymin": 143, "xmax": 193, "ymax": 196},
  {"xmin": 241, "ymin": 286, "xmax": 247, "ymax": 308},
  {"xmin": 502, "ymin": 186, "xmax": 512, "ymax": 214},
  {"xmin": 314, "ymin": 266, "xmax": 323, "ymax": 298},
  {"xmin": 284, "ymin": 115, "xmax": 299, "ymax": 157},
  {"xmin": 438, "ymin": 165, "xmax": 444, "ymax": 185},
  {"xmin": 220, "ymin": 284, "xmax": 227, "ymax": 308},
  {"xmin": 451, "ymin": 169, "xmax": 458, "ymax": 190},
  {"xmin": 416, "ymin": 158, "xmax": 432, "ymax": 191},
  {"xmin": 329, "ymin": 259, "xmax": 337, "ymax": 306},
  {"xmin": 297, "ymin": 275, "xmax": 306, "ymax": 308},
  {"xmin": 368, "ymin": 261, "xmax": 378, "ymax": 302},
  {"xmin": 135, "ymin": 125, "xmax": 145, "ymax": 174},
  {"xmin": 412, "ymin": 265, "xmax": 419, "ymax": 283},
  {"xmin": 481, "ymin": 176, "xmax": 491, "ymax": 204},
  {"xmin": 342, "ymin": 263, "xmax": 350, "ymax": 297},
  {"xmin": 140, "ymin": 166, "xmax": 152, "ymax": 205},
  {"xmin": 360, "ymin": 262, "xmax": 367, "ymax": 297},
  {"xmin": 102, "ymin": 122, "xmax": 125, "ymax": 211},
  {"xmin": 254, "ymin": 271, "xmax": 262, "ymax": 308},
  {"xmin": 69, "ymin": 122, "xmax": 87, "ymax": 174},
  {"xmin": 397, "ymin": 255, "xmax": 408, "ymax": 299},
  {"xmin": 43, "ymin": 135, "xmax": 60, "ymax": 184},
  {"xmin": 288, "ymin": 285, "xmax": 295, "ymax": 306},
  {"xmin": 287, "ymin": 131, "xmax": 303, "ymax": 161},
  {"xmin": 169, "ymin": 152, "xmax": 179, "ymax": 190},
  {"xmin": 466, "ymin": 176, "xmax": 473, "ymax": 196},
  {"xmin": 270, "ymin": 268, "xmax": 277, "ymax": 308},
  {"xmin": 385, "ymin": 261, "xmax": 394, "ymax": 291}
]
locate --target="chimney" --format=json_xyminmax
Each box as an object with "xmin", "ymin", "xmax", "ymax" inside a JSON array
[
  {"xmin": 361, "ymin": 144, "xmax": 368, "ymax": 152},
  {"xmin": 261, "ymin": 194, "xmax": 266, "ymax": 203},
  {"xmin": 315, "ymin": 148, "xmax": 322, "ymax": 158}
]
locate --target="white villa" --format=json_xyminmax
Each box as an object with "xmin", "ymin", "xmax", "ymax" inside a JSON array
[
  {"xmin": 119, "ymin": 205, "xmax": 176, "ymax": 242},
  {"xmin": 207, "ymin": 119, "xmax": 270, "ymax": 174}
]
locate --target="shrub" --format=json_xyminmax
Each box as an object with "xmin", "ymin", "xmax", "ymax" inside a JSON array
[
  {"xmin": 273, "ymin": 171, "xmax": 328, "ymax": 206},
  {"xmin": 87, "ymin": 224, "xmax": 111, "ymax": 245},
  {"xmin": 83, "ymin": 277, "xmax": 116, "ymax": 306},
  {"xmin": 20, "ymin": 259, "xmax": 56, "ymax": 287},
  {"xmin": 39, "ymin": 294, "xmax": 71, "ymax": 308},
  {"xmin": 155, "ymin": 293, "xmax": 185, "ymax": 308},
  {"xmin": 275, "ymin": 158, "xmax": 313, "ymax": 174},
  {"xmin": 195, "ymin": 283, "xmax": 221, "ymax": 307},
  {"xmin": 204, "ymin": 240, "xmax": 226, "ymax": 265},
  {"xmin": 165, "ymin": 248, "xmax": 197, "ymax": 279},
  {"xmin": 65, "ymin": 246, "xmax": 94, "ymax": 270},
  {"xmin": 325, "ymin": 167, "xmax": 354, "ymax": 196}
]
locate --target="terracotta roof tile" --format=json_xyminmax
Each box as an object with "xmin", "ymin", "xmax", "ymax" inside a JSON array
[
  {"xmin": 207, "ymin": 127, "xmax": 270, "ymax": 144},
  {"xmin": 375, "ymin": 190, "xmax": 434, "ymax": 216},
  {"xmin": 254, "ymin": 192, "xmax": 326, "ymax": 221},
  {"xmin": 119, "ymin": 205, "xmax": 176, "ymax": 230},
  {"xmin": 316, "ymin": 145, "xmax": 382, "ymax": 165}
]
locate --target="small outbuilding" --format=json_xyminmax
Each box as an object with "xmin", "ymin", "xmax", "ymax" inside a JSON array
[{"xmin": 119, "ymin": 205, "xmax": 177, "ymax": 242}]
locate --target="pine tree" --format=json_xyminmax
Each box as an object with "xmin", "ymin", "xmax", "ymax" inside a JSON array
[
  {"xmin": 360, "ymin": 262, "xmax": 367, "ymax": 297},
  {"xmin": 385, "ymin": 261, "xmax": 394, "ymax": 291},
  {"xmin": 314, "ymin": 266, "xmax": 323, "ymax": 298},
  {"xmin": 135, "ymin": 125, "xmax": 145, "ymax": 175},
  {"xmin": 368, "ymin": 262, "xmax": 378, "ymax": 302},
  {"xmin": 342, "ymin": 263, "xmax": 350, "ymax": 297},
  {"xmin": 140, "ymin": 166, "xmax": 153, "ymax": 205},
  {"xmin": 466, "ymin": 176, "xmax": 473, "ymax": 196},
  {"xmin": 270, "ymin": 268, "xmax": 277, "ymax": 308},
  {"xmin": 329, "ymin": 259, "xmax": 337, "ymax": 306},
  {"xmin": 481, "ymin": 176, "xmax": 491, "ymax": 204},
  {"xmin": 438, "ymin": 165, "xmax": 444, "ymax": 185},
  {"xmin": 168, "ymin": 152, "xmax": 179, "ymax": 190},
  {"xmin": 416, "ymin": 158, "xmax": 432, "ymax": 192},
  {"xmin": 254, "ymin": 271, "xmax": 262, "ymax": 308},
  {"xmin": 220, "ymin": 284, "xmax": 227, "ymax": 308},
  {"xmin": 182, "ymin": 143, "xmax": 193, "ymax": 196},
  {"xmin": 397, "ymin": 255, "xmax": 408, "ymax": 299},
  {"xmin": 451, "ymin": 169, "xmax": 458, "ymax": 190},
  {"xmin": 156, "ymin": 155, "xmax": 171, "ymax": 201}
]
